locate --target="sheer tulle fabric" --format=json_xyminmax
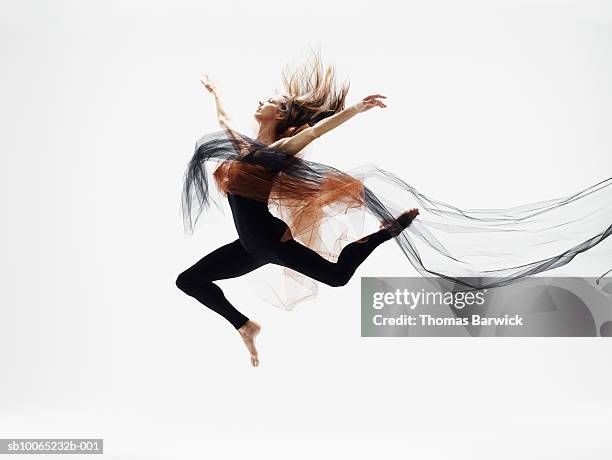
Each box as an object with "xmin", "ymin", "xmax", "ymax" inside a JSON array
[{"xmin": 181, "ymin": 129, "xmax": 612, "ymax": 309}]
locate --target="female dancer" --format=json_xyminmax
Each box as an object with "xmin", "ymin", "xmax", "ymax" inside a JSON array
[
  {"xmin": 176, "ymin": 59, "xmax": 419, "ymax": 367},
  {"xmin": 177, "ymin": 51, "xmax": 612, "ymax": 365}
]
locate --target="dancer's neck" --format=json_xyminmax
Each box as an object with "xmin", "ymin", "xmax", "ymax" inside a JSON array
[{"xmin": 255, "ymin": 123, "xmax": 278, "ymax": 146}]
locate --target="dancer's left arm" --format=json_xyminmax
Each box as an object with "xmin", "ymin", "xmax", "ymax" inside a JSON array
[
  {"xmin": 200, "ymin": 73, "xmax": 248, "ymax": 152},
  {"xmin": 269, "ymin": 94, "xmax": 387, "ymax": 155}
]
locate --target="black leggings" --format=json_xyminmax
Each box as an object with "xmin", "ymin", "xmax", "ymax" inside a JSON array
[{"xmin": 175, "ymin": 228, "xmax": 392, "ymax": 330}]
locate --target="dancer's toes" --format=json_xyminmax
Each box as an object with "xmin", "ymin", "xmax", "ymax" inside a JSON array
[
  {"xmin": 398, "ymin": 208, "xmax": 419, "ymax": 228},
  {"xmin": 380, "ymin": 208, "xmax": 420, "ymax": 237},
  {"xmin": 238, "ymin": 320, "xmax": 261, "ymax": 367}
]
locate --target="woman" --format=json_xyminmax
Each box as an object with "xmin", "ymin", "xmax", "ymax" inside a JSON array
[
  {"xmin": 176, "ymin": 60, "xmax": 419, "ymax": 367},
  {"xmin": 177, "ymin": 51, "xmax": 612, "ymax": 366}
]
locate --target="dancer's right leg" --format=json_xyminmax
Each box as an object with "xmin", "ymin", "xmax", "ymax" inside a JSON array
[
  {"xmin": 270, "ymin": 208, "xmax": 420, "ymax": 287},
  {"xmin": 272, "ymin": 228, "xmax": 392, "ymax": 287},
  {"xmin": 176, "ymin": 239, "xmax": 266, "ymax": 330}
]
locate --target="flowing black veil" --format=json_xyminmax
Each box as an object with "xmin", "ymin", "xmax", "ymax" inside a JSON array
[{"xmin": 181, "ymin": 129, "xmax": 612, "ymax": 309}]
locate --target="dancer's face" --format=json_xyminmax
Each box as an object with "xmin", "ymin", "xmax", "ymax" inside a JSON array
[{"xmin": 254, "ymin": 95, "xmax": 285, "ymax": 123}]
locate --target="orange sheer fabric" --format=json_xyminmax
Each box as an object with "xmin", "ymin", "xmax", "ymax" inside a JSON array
[{"xmin": 212, "ymin": 153, "xmax": 368, "ymax": 252}]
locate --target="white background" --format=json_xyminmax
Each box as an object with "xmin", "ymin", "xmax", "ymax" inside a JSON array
[{"xmin": 1, "ymin": 0, "xmax": 612, "ymax": 458}]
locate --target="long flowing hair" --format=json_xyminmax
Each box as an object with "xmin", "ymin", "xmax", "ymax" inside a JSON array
[{"xmin": 273, "ymin": 46, "xmax": 350, "ymax": 140}]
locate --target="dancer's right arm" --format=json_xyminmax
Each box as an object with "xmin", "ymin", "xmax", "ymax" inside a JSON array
[
  {"xmin": 310, "ymin": 94, "xmax": 387, "ymax": 138},
  {"xmin": 269, "ymin": 94, "xmax": 387, "ymax": 155}
]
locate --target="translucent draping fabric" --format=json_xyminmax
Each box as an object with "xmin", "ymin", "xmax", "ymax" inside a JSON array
[{"xmin": 180, "ymin": 129, "xmax": 612, "ymax": 310}]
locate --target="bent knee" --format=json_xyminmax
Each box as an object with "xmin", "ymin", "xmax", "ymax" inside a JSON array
[
  {"xmin": 326, "ymin": 273, "xmax": 350, "ymax": 288},
  {"xmin": 176, "ymin": 272, "xmax": 193, "ymax": 292},
  {"xmin": 333, "ymin": 277, "xmax": 349, "ymax": 287}
]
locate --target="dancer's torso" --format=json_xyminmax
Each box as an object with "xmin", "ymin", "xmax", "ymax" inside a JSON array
[{"xmin": 227, "ymin": 151, "xmax": 290, "ymax": 256}]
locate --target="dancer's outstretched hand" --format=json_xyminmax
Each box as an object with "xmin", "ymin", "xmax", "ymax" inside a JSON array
[
  {"xmin": 356, "ymin": 94, "xmax": 387, "ymax": 112},
  {"xmin": 200, "ymin": 73, "xmax": 217, "ymax": 94}
]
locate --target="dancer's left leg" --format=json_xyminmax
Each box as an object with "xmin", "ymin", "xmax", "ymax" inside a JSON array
[
  {"xmin": 176, "ymin": 239, "xmax": 265, "ymax": 329},
  {"xmin": 176, "ymin": 239, "xmax": 266, "ymax": 367}
]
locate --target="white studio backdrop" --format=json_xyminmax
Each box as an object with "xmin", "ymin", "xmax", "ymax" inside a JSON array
[{"xmin": 1, "ymin": 0, "xmax": 611, "ymax": 459}]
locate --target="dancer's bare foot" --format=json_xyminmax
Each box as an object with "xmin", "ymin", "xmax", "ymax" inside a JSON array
[
  {"xmin": 238, "ymin": 320, "xmax": 261, "ymax": 367},
  {"xmin": 380, "ymin": 208, "xmax": 420, "ymax": 237}
]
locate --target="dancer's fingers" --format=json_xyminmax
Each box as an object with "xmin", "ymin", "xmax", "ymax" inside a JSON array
[
  {"xmin": 365, "ymin": 97, "xmax": 387, "ymax": 108},
  {"xmin": 365, "ymin": 94, "xmax": 387, "ymax": 100},
  {"xmin": 361, "ymin": 98, "xmax": 388, "ymax": 112}
]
